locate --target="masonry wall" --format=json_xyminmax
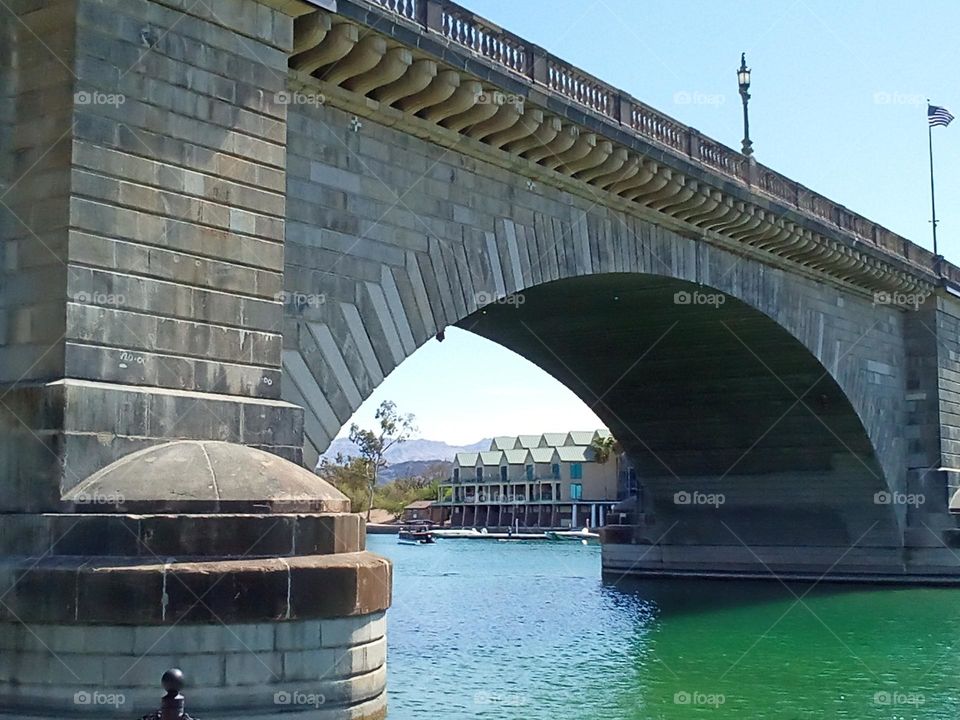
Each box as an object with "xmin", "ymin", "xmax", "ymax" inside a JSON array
[
  {"xmin": 282, "ymin": 97, "xmax": 910, "ymax": 501},
  {"xmin": 0, "ymin": 0, "xmax": 76, "ymax": 383},
  {"xmin": 0, "ymin": 0, "xmax": 306, "ymax": 510},
  {"xmin": 0, "ymin": 611, "xmax": 387, "ymax": 718},
  {"xmin": 67, "ymin": 0, "xmax": 290, "ymax": 398}
]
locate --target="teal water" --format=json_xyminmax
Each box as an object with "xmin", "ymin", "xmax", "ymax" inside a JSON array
[{"xmin": 368, "ymin": 535, "xmax": 960, "ymax": 719}]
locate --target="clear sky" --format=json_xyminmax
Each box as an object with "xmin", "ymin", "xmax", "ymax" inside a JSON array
[{"xmin": 338, "ymin": 0, "xmax": 960, "ymax": 445}]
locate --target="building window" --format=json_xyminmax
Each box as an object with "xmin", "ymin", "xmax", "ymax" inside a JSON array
[
  {"xmin": 571, "ymin": 483, "xmax": 583, "ymax": 500},
  {"xmin": 476, "ymin": 466, "xmax": 483, "ymax": 482},
  {"xmin": 552, "ymin": 463, "xmax": 560, "ymax": 480},
  {"xmin": 570, "ymin": 463, "xmax": 583, "ymax": 480},
  {"xmin": 525, "ymin": 464, "xmax": 534, "ymax": 481},
  {"xmin": 500, "ymin": 466, "xmax": 508, "ymax": 483},
  {"xmin": 453, "ymin": 468, "xmax": 460, "ymax": 483}
]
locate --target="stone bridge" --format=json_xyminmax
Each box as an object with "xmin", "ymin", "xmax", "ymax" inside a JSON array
[{"xmin": 4, "ymin": 0, "xmax": 960, "ymax": 716}]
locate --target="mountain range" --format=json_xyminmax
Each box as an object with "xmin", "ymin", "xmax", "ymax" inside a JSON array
[{"xmin": 321, "ymin": 437, "xmax": 491, "ymax": 464}]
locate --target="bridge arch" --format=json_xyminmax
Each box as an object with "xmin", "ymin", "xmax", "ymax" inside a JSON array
[{"xmin": 280, "ymin": 100, "xmax": 909, "ymax": 552}]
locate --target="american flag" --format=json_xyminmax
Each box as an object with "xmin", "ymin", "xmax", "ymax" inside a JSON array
[{"xmin": 929, "ymin": 105, "xmax": 955, "ymax": 127}]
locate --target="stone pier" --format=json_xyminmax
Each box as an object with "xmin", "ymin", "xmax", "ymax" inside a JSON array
[
  {"xmin": 1, "ymin": 0, "xmax": 390, "ymax": 716},
  {"xmin": 0, "ymin": 441, "xmax": 390, "ymax": 718}
]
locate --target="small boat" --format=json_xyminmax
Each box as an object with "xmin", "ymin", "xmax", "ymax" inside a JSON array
[
  {"xmin": 431, "ymin": 528, "xmax": 483, "ymax": 538},
  {"xmin": 544, "ymin": 528, "xmax": 600, "ymax": 545},
  {"xmin": 398, "ymin": 529, "xmax": 435, "ymax": 545}
]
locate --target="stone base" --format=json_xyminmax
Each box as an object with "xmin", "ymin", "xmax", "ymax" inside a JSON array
[
  {"xmin": 0, "ymin": 615, "xmax": 387, "ymax": 719},
  {"xmin": 601, "ymin": 539, "xmax": 960, "ymax": 584}
]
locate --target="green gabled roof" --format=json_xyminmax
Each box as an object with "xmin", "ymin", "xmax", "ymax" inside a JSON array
[
  {"xmin": 556, "ymin": 445, "xmax": 592, "ymax": 462},
  {"xmin": 503, "ymin": 448, "xmax": 530, "ymax": 465},
  {"xmin": 530, "ymin": 447, "xmax": 557, "ymax": 463},
  {"xmin": 595, "ymin": 428, "xmax": 612, "ymax": 439},
  {"xmin": 541, "ymin": 432, "xmax": 567, "ymax": 447},
  {"xmin": 517, "ymin": 434, "xmax": 541, "ymax": 449},
  {"xmin": 454, "ymin": 452, "xmax": 480, "ymax": 466},
  {"xmin": 567, "ymin": 430, "xmax": 597, "ymax": 445},
  {"xmin": 479, "ymin": 450, "xmax": 505, "ymax": 465},
  {"xmin": 490, "ymin": 436, "xmax": 518, "ymax": 451}
]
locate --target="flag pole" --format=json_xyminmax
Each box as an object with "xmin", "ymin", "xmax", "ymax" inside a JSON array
[{"xmin": 928, "ymin": 101, "xmax": 939, "ymax": 257}]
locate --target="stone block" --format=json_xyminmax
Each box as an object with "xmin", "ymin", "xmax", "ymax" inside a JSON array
[
  {"xmin": 320, "ymin": 612, "xmax": 386, "ymax": 649},
  {"xmin": 274, "ymin": 620, "xmax": 322, "ymax": 651},
  {"xmin": 224, "ymin": 651, "xmax": 283, "ymax": 686}
]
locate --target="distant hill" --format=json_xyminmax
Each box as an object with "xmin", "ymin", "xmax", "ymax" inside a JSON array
[
  {"xmin": 379, "ymin": 459, "xmax": 452, "ymax": 483},
  {"xmin": 321, "ymin": 437, "xmax": 490, "ymax": 465}
]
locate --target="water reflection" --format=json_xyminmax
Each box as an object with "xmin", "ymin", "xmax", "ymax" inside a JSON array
[
  {"xmin": 373, "ymin": 536, "xmax": 960, "ymax": 720},
  {"xmin": 603, "ymin": 575, "xmax": 868, "ymax": 617}
]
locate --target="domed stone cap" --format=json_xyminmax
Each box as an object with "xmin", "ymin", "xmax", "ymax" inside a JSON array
[{"xmin": 62, "ymin": 441, "xmax": 350, "ymax": 514}]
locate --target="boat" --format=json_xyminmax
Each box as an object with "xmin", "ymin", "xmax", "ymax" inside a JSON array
[
  {"xmin": 431, "ymin": 528, "xmax": 484, "ymax": 538},
  {"xmin": 398, "ymin": 529, "xmax": 435, "ymax": 545},
  {"xmin": 544, "ymin": 528, "xmax": 600, "ymax": 545}
]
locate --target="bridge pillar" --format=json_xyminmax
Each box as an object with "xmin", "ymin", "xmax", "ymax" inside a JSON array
[
  {"xmin": 901, "ymin": 291, "xmax": 960, "ymax": 562},
  {"xmin": 1, "ymin": 0, "xmax": 307, "ymax": 510},
  {"xmin": 1, "ymin": 0, "xmax": 390, "ymax": 715}
]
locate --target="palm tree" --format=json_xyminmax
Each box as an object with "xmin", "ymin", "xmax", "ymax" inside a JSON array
[{"xmin": 590, "ymin": 435, "xmax": 621, "ymax": 464}]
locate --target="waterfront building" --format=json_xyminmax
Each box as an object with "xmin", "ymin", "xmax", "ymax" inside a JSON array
[
  {"xmin": 436, "ymin": 430, "xmax": 627, "ymax": 529},
  {"xmin": 401, "ymin": 500, "xmax": 439, "ymax": 524}
]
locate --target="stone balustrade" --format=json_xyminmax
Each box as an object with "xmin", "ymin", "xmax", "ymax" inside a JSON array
[{"xmin": 358, "ymin": 0, "xmax": 954, "ymax": 287}]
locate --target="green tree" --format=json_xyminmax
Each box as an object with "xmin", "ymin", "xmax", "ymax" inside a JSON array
[
  {"xmin": 316, "ymin": 454, "xmax": 369, "ymax": 513},
  {"xmin": 348, "ymin": 401, "xmax": 417, "ymax": 521},
  {"xmin": 372, "ymin": 476, "xmax": 444, "ymax": 520}
]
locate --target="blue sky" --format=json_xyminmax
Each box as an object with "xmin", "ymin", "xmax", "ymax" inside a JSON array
[{"xmin": 339, "ymin": 0, "xmax": 960, "ymax": 444}]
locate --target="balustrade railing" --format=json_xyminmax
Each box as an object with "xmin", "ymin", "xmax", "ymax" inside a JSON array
[
  {"xmin": 629, "ymin": 103, "xmax": 686, "ymax": 154},
  {"xmin": 365, "ymin": 0, "xmax": 935, "ymax": 271},
  {"xmin": 369, "ymin": 0, "xmax": 417, "ymax": 20},
  {"xmin": 442, "ymin": 5, "xmax": 526, "ymax": 73},
  {"xmin": 697, "ymin": 136, "xmax": 746, "ymax": 180},
  {"xmin": 547, "ymin": 60, "xmax": 613, "ymax": 115}
]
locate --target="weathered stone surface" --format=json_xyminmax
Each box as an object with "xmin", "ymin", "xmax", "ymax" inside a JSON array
[
  {"xmin": 0, "ymin": 513, "xmax": 363, "ymax": 557},
  {"xmin": 1, "ymin": 3, "xmax": 390, "ymax": 718},
  {"xmin": 0, "ymin": 615, "xmax": 387, "ymax": 717},
  {"xmin": 0, "ymin": 552, "xmax": 390, "ymax": 625},
  {"xmin": 62, "ymin": 440, "xmax": 350, "ymax": 513}
]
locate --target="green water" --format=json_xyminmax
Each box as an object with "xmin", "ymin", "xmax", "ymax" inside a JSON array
[{"xmin": 368, "ymin": 535, "xmax": 960, "ymax": 719}]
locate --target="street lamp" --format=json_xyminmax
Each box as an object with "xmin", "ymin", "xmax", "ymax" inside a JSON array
[{"xmin": 737, "ymin": 52, "xmax": 753, "ymax": 156}]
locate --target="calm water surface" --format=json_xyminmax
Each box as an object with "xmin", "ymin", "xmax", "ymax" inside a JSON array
[{"xmin": 368, "ymin": 534, "xmax": 960, "ymax": 719}]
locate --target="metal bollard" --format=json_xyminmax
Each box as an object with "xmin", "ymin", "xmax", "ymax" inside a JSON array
[{"xmin": 139, "ymin": 669, "xmax": 196, "ymax": 720}]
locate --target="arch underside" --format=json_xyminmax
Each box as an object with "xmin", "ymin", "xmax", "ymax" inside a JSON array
[{"xmin": 458, "ymin": 274, "xmax": 899, "ymax": 549}]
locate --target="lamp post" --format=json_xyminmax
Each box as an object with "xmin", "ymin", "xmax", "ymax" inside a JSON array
[{"xmin": 737, "ymin": 52, "xmax": 753, "ymax": 156}]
